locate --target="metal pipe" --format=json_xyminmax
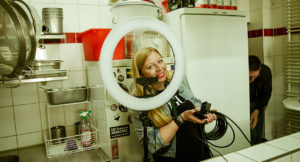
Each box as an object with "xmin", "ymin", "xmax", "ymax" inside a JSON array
[
  {"xmin": 287, "ymin": 58, "xmax": 300, "ymax": 61},
  {"xmin": 286, "ymin": 73, "xmax": 300, "ymax": 77},
  {"xmin": 286, "ymin": 25, "xmax": 300, "ymax": 29},
  {"xmin": 286, "ymin": 70, "xmax": 300, "ymax": 73},
  {"xmin": 287, "ymin": 14, "xmax": 300, "ymax": 19},
  {"xmin": 288, "ymin": 18, "xmax": 300, "ymax": 22},
  {"xmin": 287, "ymin": 80, "xmax": 300, "ymax": 83},
  {"xmin": 287, "ymin": 0, "xmax": 292, "ymax": 94},
  {"xmin": 286, "ymin": 0, "xmax": 300, "ymax": 95},
  {"xmin": 287, "ymin": 62, "xmax": 300, "ymax": 65},
  {"xmin": 286, "ymin": 50, "xmax": 300, "ymax": 52},
  {"xmin": 287, "ymin": 29, "xmax": 300, "ymax": 33},
  {"xmin": 286, "ymin": 67, "xmax": 300, "ymax": 69},
  {"xmin": 287, "ymin": 76, "xmax": 300, "ymax": 80},
  {"xmin": 286, "ymin": 91, "xmax": 300, "ymax": 94}
]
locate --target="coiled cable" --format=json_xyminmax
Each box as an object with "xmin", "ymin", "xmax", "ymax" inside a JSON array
[{"xmin": 188, "ymin": 111, "xmax": 252, "ymax": 161}]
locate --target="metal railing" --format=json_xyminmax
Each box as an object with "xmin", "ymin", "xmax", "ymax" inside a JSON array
[{"xmin": 286, "ymin": 0, "xmax": 300, "ymax": 97}]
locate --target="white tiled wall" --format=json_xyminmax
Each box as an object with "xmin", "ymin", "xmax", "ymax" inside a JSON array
[
  {"xmin": 54, "ymin": 4, "xmax": 80, "ymax": 32},
  {"xmin": 11, "ymin": 84, "xmax": 39, "ymax": 105},
  {"xmin": 0, "ymin": 136, "xmax": 18, "ymax": 152},
  {"xmin": 17, "ymin": 132, "xmax": 43, "ymax": 148},
  {"xmin": 14, "ymin": 104, "xmax": 41, "ymax": 135},
  {"xmin": 78, "ymin": 5, "xmax": 101, "ymax": 32},
  {"xmin": 248, "ymin": 0, "xmax": 287, "ymax": 140},
  {"xmin": 0, "ymin": 107, "xmax": 16, "ymax": 137},
  {"xmin": 292, "ymin": 151, "xmax": 300, "ymax": 162},
  {"xmin": 0, "ymin": 0, "xmax": 288, "ymax": 152},
  {"xmin": 0, "ymin": 88, "xmax": 12, "ymax": 107},
  {"xmin": 248, "ymin": 9, "xmax": 263, "ymax": 30},
  {"xmin": 0, "ymin": 0, "xmax": 111, "ymax": 151}
]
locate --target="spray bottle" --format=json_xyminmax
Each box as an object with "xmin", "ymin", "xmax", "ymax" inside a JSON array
[{"xmin": 80, "ymin": 109, "xmax": 92, "ymax": 147}]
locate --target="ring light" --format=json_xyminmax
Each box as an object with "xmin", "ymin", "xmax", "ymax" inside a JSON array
[{"xmin": 100, "ymin": 16, "xmax": 185, "ymax": 111}]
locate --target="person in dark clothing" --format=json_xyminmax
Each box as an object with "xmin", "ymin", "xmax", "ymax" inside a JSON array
[{"xmin": 249, "ymin": 55, "xmax": 272, "ymax": 145}]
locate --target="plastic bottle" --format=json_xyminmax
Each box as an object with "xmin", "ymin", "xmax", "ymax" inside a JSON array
[
  {"xmin": 217, "ymin": 0, "xmax": 224, "ymax": 9},
  {"xmin": 230, "ymin": 0, "xmax": 237, "ymax": 10},
  {"xmin": 84, "ymin": 109, "xmax": 93, "ymax": 128},
  {"xmin": 209, "ymin": 0, "xmax": 218, "ymax": 9},
  {"xmin": 80, "ymin": 109, "xmax": 92, "ymax": 147},
  {"xmin": 195, "ymin": 0, "xmax": 209, "ymax": 8},
  {"xmin": 223, "ymin": 0, "xmax": 231, "ymax": 9}
]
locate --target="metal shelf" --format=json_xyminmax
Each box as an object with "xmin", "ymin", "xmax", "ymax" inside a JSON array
[
  {"xmin": 39, "ymin": 34, "xmax": 66, "ymax": 40},
  {"xmin": 1, "ymin": 76, "xmax": 69, "ymax": 85},
  {"xmin": 47, "ymin": 100, "xmax": 90, "ymax": 107},
  {"xmin": 112, "ymin": 57, "xmax": 175, "ymax": 67}
]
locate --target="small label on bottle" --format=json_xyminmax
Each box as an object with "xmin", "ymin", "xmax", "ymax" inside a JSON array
[{"xmin": 81, "ymin": 128, "xmax": 92, "ymax": 147}]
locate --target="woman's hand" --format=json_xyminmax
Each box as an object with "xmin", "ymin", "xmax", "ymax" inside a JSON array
[{"xmin": 181, "ymin": 107, "xmax": 217, "ymax": 124}]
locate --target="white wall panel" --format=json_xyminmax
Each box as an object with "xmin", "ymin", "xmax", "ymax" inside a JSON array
[
  {"xmin": 0, "ymin": 88, "xmax": 12, "ymax": 108},
  {"xmin": 17, "ymin": 132, "xmax": 43, "ymax": 148},
  {"xmin": 14, "ymin": 104, "xmax": 41, "ymax": 134},
  {"xmin": 12, "ymin": 83, "xmax": 38, "ymax": 105},
  {"xmin": 0, "ymin": 107, "xmax": 16, "ymax": 137},
  {"xmin": 54, "ymin": 4, "xmax": 80, "ymax": 32},
  {"xmin": 78, "ymin": 5, "xmax": 101, "ymax": 32}
]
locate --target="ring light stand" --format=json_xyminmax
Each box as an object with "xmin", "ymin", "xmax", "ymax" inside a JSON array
[
  {"xmin": 136, "ymin": 77, "xmax": 158, "ymax": 162},
  {"xmin": 99, "ymin": 16, "xmax": 185, "ymax": 161}
]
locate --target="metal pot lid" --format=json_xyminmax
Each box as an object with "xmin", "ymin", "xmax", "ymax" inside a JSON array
[
  {"xmin": 17, "ymin": 1, "xmax": 42, "ymax": 42},
  {"xmin": 0, "ymin": 0, "xmax": 25, "ymax": 77},
  {"xmin": 0, "ymin": 0, "xmax": 37, "ymax": 77},
  {"xmin": 12, "ymin": 0, "xmax": 37, "ymax": 66},
  {"xmin": 112, "ymin": 0, "xmax": 158, "ymax": 8}
]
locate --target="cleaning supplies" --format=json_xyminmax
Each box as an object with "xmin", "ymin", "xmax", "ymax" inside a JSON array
[{"xmin": 80, "ymin": 109, "xmax": 92, "ymax": 147}]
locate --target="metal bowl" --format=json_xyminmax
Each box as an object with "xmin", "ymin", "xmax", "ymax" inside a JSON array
[
  {"xmin": 31, "ymin": 60, "xmax": 62, "ymax": 70},
  {"xmin": 45, "ymin": 87, "xmax": 88, "ymax": 105}
]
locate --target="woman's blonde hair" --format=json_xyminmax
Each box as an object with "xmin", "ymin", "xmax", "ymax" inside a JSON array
[{"xmin": 131, "ymin": 47, "xmax": 173, "ymax": 128}]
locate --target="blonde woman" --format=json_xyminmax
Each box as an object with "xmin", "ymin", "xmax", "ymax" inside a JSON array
[{"xmin": 131, "ymin": 47, "xmax": 217, "ymax": 162}]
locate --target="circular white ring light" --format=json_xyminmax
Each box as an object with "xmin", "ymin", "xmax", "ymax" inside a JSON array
[{"xmin": 100, "ymin": 16, "xmax": 185, "ymax": 111}]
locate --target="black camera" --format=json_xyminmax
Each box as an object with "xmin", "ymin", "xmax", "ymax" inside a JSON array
[{"xmin": 195, "ymin": 101, "xmax": 211, "ymax": 119}]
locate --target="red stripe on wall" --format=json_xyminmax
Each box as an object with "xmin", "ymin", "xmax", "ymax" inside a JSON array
[
  {"xmin": 76, "ymin": 33, "xmax": 82, "ymax": 43},
  {"xmin": 65, "ymin": 33, "xmax": 76, "ymax": 43},
  {"xmin": 44, "ymin": 39, "xmax": 65, "ymax": 44},
  {"xmin": 42, "ymin": 27, "xmax": 287, "ymax": 44},
  {"xmin": 264, "ymin": 29, "xmax": 273, "ymax": 36},
  {"xmin": 249, "ymin": 27, "xmax": 287, "ymax": 38},
  {"xmin": 256, "ymin": 29, "xmax": 263, "ymax": 37}
]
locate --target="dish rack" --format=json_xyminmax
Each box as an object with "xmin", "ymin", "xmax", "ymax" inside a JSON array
[{"xmin": 44, "ymin": 101, "xmax": 103, "ymax": 158}]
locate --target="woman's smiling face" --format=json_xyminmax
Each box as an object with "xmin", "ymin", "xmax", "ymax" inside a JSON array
[{"xmin": 141, "ymin": 51, "xmax": 167, "ymax": 89}]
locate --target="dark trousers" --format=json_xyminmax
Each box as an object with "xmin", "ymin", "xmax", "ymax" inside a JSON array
[
  {"xmin": 250, "ymin": 102, "xmax": 265, "ymax": 145},
  {"xmin": 153, "ymin": 155, "xmax": 175, "ymax": 162}
]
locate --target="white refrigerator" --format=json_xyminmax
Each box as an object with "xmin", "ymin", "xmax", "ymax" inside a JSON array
[{"xmin": 164, "ymin": 8, "xmax": 250, "ymax": 154}]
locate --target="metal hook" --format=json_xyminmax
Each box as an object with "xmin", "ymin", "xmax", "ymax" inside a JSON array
[
  {"xmin": 1, "ymin": 73, "xmax": 21, "ymax": 88},
  {"xmin": 112, "ymin": 17, "xmax": 118, "ymax": 24},
  {"xmin": 25, "ymin": 65, "xmax": 34, "ymax": 79},
  {"xmin": 157, "ymin": 8, "xmax": 163, "ymax": 20}
]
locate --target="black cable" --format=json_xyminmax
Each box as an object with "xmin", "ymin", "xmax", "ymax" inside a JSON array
[
  {"xmin": 208, "ymin": 145, "xmax": 228, "ymax": 162},
  {"xmin": 186, "ymin": 111, "xmax": 251, "ymax": 161},
  {"xmin": 186, "ymin": 125, "xmax": 229, "ymax": 161},
  {"xmin": 218, "ymin": 112, "xmax": 251, "ymax": 144},
  {"xmin": 202, "ymin": 111, "xmax": 251, "ymax": 146}
]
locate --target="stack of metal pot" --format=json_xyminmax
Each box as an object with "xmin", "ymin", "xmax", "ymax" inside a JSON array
[{"xmin": 42, "ymin": 8, "xmax": 63, "ymax": 34}]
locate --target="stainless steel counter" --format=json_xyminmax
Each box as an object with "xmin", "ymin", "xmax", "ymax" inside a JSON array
[{"xmin": 0, "ymin": 145, "xmax": 109, "ymax": 162}]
